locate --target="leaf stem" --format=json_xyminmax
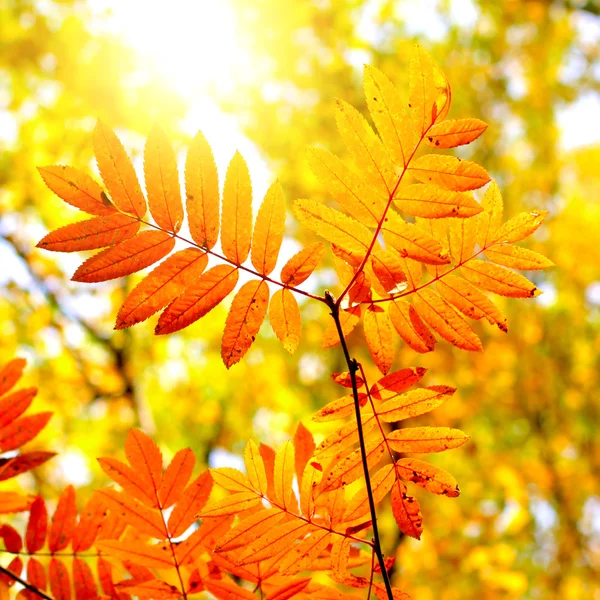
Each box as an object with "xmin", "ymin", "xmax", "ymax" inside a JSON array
[
  {"xmin": 0, "ymin": 565, "xmax": 53, "ymax": 600},
  {"xmin": 324, "ymin": 291, "xmax": 394, "ymax": 600}
]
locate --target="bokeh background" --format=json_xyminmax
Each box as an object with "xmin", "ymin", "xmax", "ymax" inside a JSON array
[{"xmin": 1, "ymin": 1, "xmax": 599, "ymax": 598}]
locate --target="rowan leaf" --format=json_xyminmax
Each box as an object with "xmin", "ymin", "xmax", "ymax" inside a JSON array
[
  {"xmin": 49, "ymin": 485, "xmax": 77, "ymax": 552},
  {"xmin": 370, "ymin": 367, "xmax": 427, "ymax": 400},
  {"xmin": 37, "ymin": 166, "xmax": 114, "ymax": 216},
  {"xmin": 495, "ymin": 209, "xmax": 548, "ymax": 244},
  {"xmin": 387, "ymin": 426, "xmax": 469, "ymax": 453},
  {"xmin": 343, "ymin": 463, "xmax": 396, "ymax": 522},
  {"xmin": 115, "ymin": 248, "xmax": 208, "ymax": 329},
  {"xmin": 251, "ymin": 180, "xmax": 286, "ymax": 276},
  {"xmin": 293, "ymin": 423, "xmax": 315, "ymax": 482},
  {"xmin": 141, "ymin": 124, "xmax": 184, "ymax": 232},
  {"xmin": 293, "ymin": 199, "xmax": 372, "ymax": 257},
  {"xmin": 0, "ymin": 388, "xmax": 36, "ymax": 428},
  {"xmin": 0, "ymin": 452, "xmax": 56, "ymax": 482},
  {"xmin": 412, "ymin": 289, "xmax": 483, "ymax": 351},
  {"xmin": 93, "ymin": 121, "xmax": 146, "ymax": 218},
  {"xmin": 269, "ymin": 289, "xmax": 302, "ymax": 355},
  {"xmin": 280, "ymin": 242, "xmax": 324, "ymax": 287},
  {"xmin": 426, "ymin": 118, "xmax": 487, "ymax": 148},
  {"xmin": 211, "ymin": 467, "xmax": 253, "ymax": 492},
  {"xmin": 36, "ymin": 213, "xmax": 140, "ymax": 252},
  {"xmin": 331, "ymin": 372, "xmax": 364, "ymax": 389},
  {"xmin": 409, "ymin": 155, "xmax": 490, "ymax": 192},
  {"xmin": 222, "ymin": 151, "xmax": 253, "ymax": 264},
  {"xmin": 396, "ymin": 457, "xmax": 460, "ymax": 497},
  {"xmin": 388, "ymin": 300, "xmax": 436, "ymax": 354},
  {"xmin": 322, "ymin": 305, "xmax": 361, "ymax": 348},
  {"xmin": 221, "ymin": 280, "xmax": 269, "ymax": 368},
  {"xmin": 334, "ymin": 99, "xmax": 397, "ymax": 197},
  {"xmin": 266, "ymin": 579, "xmax": 312, "ymax": 600},
  {"xmin": 97, "ymin": 539, "xmax": 173, "ymax": 569},
  {"xmin": 408, "ymin": 43, "xmax": 451, "ymax": 136},
  {"xmin": 484, "ymin": 245, "xmax": 554, "ymax": 270},
  {"xmin": 98, "ymin": 456, "xmax": 157, "ymax": 507},
  {"xmin": 462, "ymin": 261, "xmax": 540, "ymax": 298},
  {"xmin": 216, "ymin": 508, "xmax": 284, "ymax": 553},
  {"xmin": 158, "ymin": 448, "xmax": 195, "ymax": 509},
  {"xmin": 0, "ymin": 411, "xmax": 53, "ymax": 453},
  {"xmin": 394, "ymin": 184, "xmax": 481, "ymax": 219},
  {"xmin": 371, "ymin": 251, "xmax": 407, "ymax": 294},
  {"xmin": 244, "ymin": 440, "xmax": 268, "ymax": 496},
  {"xmin": 448, "ymin": 215, "xmax": 477, "ymax": 263},
  {"xmin": 72, "ymin": 230, "xmax": 175, "ymax": 283},
  {"xmin": 206, "ymin": 578, "xmax": 257, "ymax": 600},
  {"xmin": 307, "ymin": 147, "xmax": 385, "ymax": 227},
  {"xmin": 274, "ymin": 440, "xmax": 295, "ymax": 508},
  {"xmin": 363, "ymin": 305, "xmax": 395, "ymax": 375},
  {"xmin": 313, "ymin": 393, "xmax": 368, "ymax": 423},
  {"xmin": 200, "ymin": 492, "xmax": 262, "ymax": 517},
  {"xmin": 364, "ymin": 65, "xmax": 416, "ymax": 168},
  {"xmin": 49, "ymin": 558, "xmax": 71, "ymax": 600},
  {"xmin": 278, "ymin": 529, "xmax": 331, "ymax": 575},
  {"xmin": 124, "ymin": 429, "xmax": 163, "ymax": 500},
  {"xmin": 186, "ymin": 130, "xmax": 220, "ymax": 249},
  {"xmin": 25, "ymin": 496, "xmax": 47, "ymax": 554},
  {"xmin": 373, "ymin": 584, "xmax": 411, "ymax": 600},
  {"xmin": 168, "ymin": 470, "xmax": 213, "ymax": 537},
  {"xmin": 437, "ymin": 274, "xmax": 508, "ymax": 331},
  {"xmin": 71, "ymin": 494, "xmax": 105, "ymax": 552},
  {"xmin": 391, "ymin": 480, "xmax": 423, "ymax": 539},
  {"xmin": 476, "ymin": 181, "xmax": 503, "ymax": 248},
  {"xmin": 0, "ymin": 493, "xmax": 32, "ymax": 514},
  {"xmin": 117, "ymin": 579, "xmax": 181, "ymax": 599},
  {"xmin": 156, "ymin": 264, "xmax": 239, "ymax": 334}
]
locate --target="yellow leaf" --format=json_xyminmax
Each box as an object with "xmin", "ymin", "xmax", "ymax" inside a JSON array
[
  {"xmin": 476, "ymin": 181, "xmax": 503, "ymax": 248},
  {"xmin": 215, "ymin": 507, "xmax": 284, "ymax": 552},
  {"xmin": 391, "ymin": 480, "xmax": 423, "ymax": 539},
  {"xmin": 448, "ymin": 215, "xmax": 477, "ymax": 263},
  {"xmin": 244, "ymin": 440, "xmax": 268, "ymax": 496},
  {"xmin": 313, "ymin": 393, "xmax": 368, "ymax": 423},
  {"xmin": 363, "ymin": 305, "xmax": 394, "ymax": 375},
  {"xmin": 222, "ymin": 151, "xmax": 252, "ymax": 264},
  {"xmin": 269, "ymin": 289, "xmax": 301, "ymax": 355},
  {"xmin": 394, "ymin": 183, "xmax": 482, "ymax": 219},
  {"xmin": 251, "ymin": 180, "xmax": 286, "ymax": 276},
  {"xmin": 388, "ymin": 300, "xmax": 436, "ymax": 354},
  {"xmin": 395, "ymin": 458, "xmax": 460, "ymax": 497},
  {"xmin": 210, "ymin": 467, "xmax": 253, "ymax": 492},
  {"xmin": 343, "ymin": 463, "xmax": 395, "ymax": 522},
  {"xmin": 322, "ymin": 305, "xmax": 361, "ymax": 349},
  {"xmin": 462, "ymin": 261, "xmax": 540, "ymax": 298},
  {"xmin": 377, "ymin": 385, "xmax": 455, "ymax": 422},
  {"xmin": 280, "ymin": 242, "xmax": 324, "ymax": 287},
  {"xmin": 426, "ymin": 118, "xmax": 488, "ymax": 148},
  {"xmin": 200, "ymin": 492, "xmax": 262, "ymax": 517},
  {"xmin": 387, "ymin": 426, "xmax": 469, "ymax": 453},
  {"xmin": 484, "ymin": 245, "xmax": 554, "ymax": 270},
  {"xmin": 495, "ymin": 210, "xmax": 548, "ymax": 244},
  {"xmin": 274, "ymin": 440, "xmax": 295, "ymax": 508},
  {"xmin": 278, "ymin": 529, "xmax": 331, "ymax": 575},
  {"xmin": 144, "ymin": 124, "xmax": 183, "ymax": 232},
  {"xmin": 186, "ymin": 130, "xmax": 220, "ymax": 249}
]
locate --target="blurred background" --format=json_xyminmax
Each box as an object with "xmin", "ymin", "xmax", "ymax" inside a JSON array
[{"xmin": 0, "ymin": 0, "xmax": 598, "ymax": 598}]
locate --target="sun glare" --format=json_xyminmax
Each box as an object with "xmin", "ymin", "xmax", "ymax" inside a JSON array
[{"xmin": 96, "ymin": 0, "xmax": 251, "ymax": 101}]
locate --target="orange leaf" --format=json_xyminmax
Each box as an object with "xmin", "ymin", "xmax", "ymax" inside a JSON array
[
  {"xmin": 222, "ymin": 151, "xmax": 253, "ymax": 264},
  {"xmin": 293, "ymin": 423, "xmax": 315, "ymax": 483},
  {"xmin": 117, "ymin": 579, "xmax": 181, "ymax": 599},
  {"xmin": 72, "ymin": 557, "xmax": 97, "ymax": 600},
  {"xmin": 387, "ymin": 426, "xmax": 469, "ymax": 453},
  {"xmin": 49, "ymin": 485, "xmax": 77, "ymax": 552},
  {"xmin": 211, "ymin": 467, "xmax": 253, "ymax": 492},
  {"xmin": 25, "ymin": 496, "xmax": 47, "ymax": 554},
  {"xmin": 186, "ymin": 130, "xmax": 220, "ymax": 249},
  {"xmin": 215, "ymin": 507, "xmax": 284, "ymax": 552},
  {"xmin": 394, "ymin": 183, "xmax": 481, "ymax": 219},
  {"xmin": 0, "ymin": 452, "xmax": 56, "ymax": 482},
  {"xmin": 476, "ymin": 181, "xmax": 503, "ymax": 248},
  {"xmin": 97, "ymin": 539, "xmax": 173, "ymax": 569},
  {"xmin": 0, "ymin": 387, "xmax": 36, "ymax": 428},
  {"xmin": 49, "ymin": 558, "xmax": 71, "ymax": 600},
  {"xmin": 0, "ymin": 524, "xmax": 22, "ymax": 552},
  {"xmin": 274, "ymin": 440, "xmax": 295, "ymax": 508},
  {"xmin": 331, "ymin": 372, "xmax": 364, "ymax": 389},
  {"xmin": 158, "ymin": 448, "xmax": 195, "ymax": 510},
  {"xmin": 495, "ymin": 209, "xmax": 548, "ymax": 244},
  {"xmin": 144, "ymin": 124, "xmax": 183, "ymax": 232},
  {"xmin": 378, "ymin": 385, "xmax": 455, "ymax": 422},
  {"xmin": 363, "ymin": 305, "xmax": 394, "ymax": 375},
  {"xmin": 116, "ymin": 248, "xmax": 208, "ymax": 329},
  {"xmin": 426, "ymin": 118, "xmax": 487, "ymax": 148},
  {"xmin": 0, "ymin": 493, "xmax": 33, "ymax": 514},
  {"xmin": 373, "ymin": 583, "xmax": 411, "ymax": 600},
  {"xmin": 0, "ymin": 411, "xmax": 52, "ymax": 452},
  {"xmin": 344, "ymin": 464, "xmax": 395, "ymax": 522},
  {"xmin": 315, "ymin": 414, "xmax": 376, "ymax": 459},
  {"xmin": 396, "ymin": 458, "xmax": 460, "ymax": 497},
  {"xmin": 93, "ymin": 121, "xmax": 146, "ymax": 218},
  {"xmin": 98, "ymin": 488, "xmax": 165, "ymax": 539},
  {"xmin": 0, "ymin": 358, "xmax": 26, "ymax": 398},
  {"xmin": 221, "ymin": 280, "xmax": 269, "ymax": 368},
  {"xmin": 300, "ymin": 461, "xmax": 323, "ymax": 518},
  {"xmin": 37, "ymin": 166, "xmax": 114, "ymax": 216},
  {"xmin": 266, "ymin": 579, "xmax": 311, "ymax": 600},
  {"xmin": 72, "ymin": 230, "xmax": 175, "ymax": 283},
  {"xmin": 251, "ymin": 180, "xmax": 285, "ymax": 276},
  {"xmin": 36, "ymin": 213, "xmax": 140, "ymax": 253},
  {"xmin": 448, "ymin": 215, "xmax": 477, "ymax": 264},
  {"xmin": 175, "ymin": 515, "xmax": 233, "ymax": 565},
  {"xmin": 370, "ymin": 367, "xmax": 427, "ymax": 401},
  {"xmin": 462, "ymin": 261, "xmax": 540, "ymax": 298},
  {"xmin": 156, "ymin": 264, "xmax": 239, "ymax": 334},
  {"xmin": 124, "ymin": 429, "xmax": 163, "ymax": 500},
  {"xmin": 71, "ymin": 494, "xmax": 105, "ymax": 552},
  {"xmin": 388, "ymin": 300, "xmax": 436, "ymax": 354},
  {"xmin": 409, "ymin": 155, "xmax": 490, "ymax": 192},
  {"xmin": 244, "ymin": 440, "xmax": 268, "ymax": 496},
  {"xmin": 391, "ymin": 480, "xmax": 423, "ymax": 539},
  {"xmin": 199, "ymin": 492, "xmax": 262, "ymax": 518},
  {"xmin": 206, "ymin": 579, "xmax": 257, "ymax": 600},
  {"xmin": 278, "ymin": 529, "xmax": 331, "ymax": 575},
  {"xmin": 412, "ymin": 289, "xmax": 482, "ymax": 351},
  {"xmin": 24, "ymin": 557, "xmax": 46, "ymax": 599},
  {"xmin": 371, "ymin": 251, "xmax": 407, "ymax": 294},
  {"xmin": 98, "ymin": 457, "xmax": 157, "ymax": 508},
  {"xmin": 269, "ymin": 289, "xmax": 301, "ymax": 355},
  {"xmin": 280, "ymin": 242, "xmax": 324, "ymax": 286},
  {"xmin": 168, "ymin": 471, "xmax": 213, "ymax": 537}
]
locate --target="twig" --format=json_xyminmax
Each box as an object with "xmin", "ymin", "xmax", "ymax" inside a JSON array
[{"xmin": 0, "ymin": 565, "xmax": 54, "ymax": 600}]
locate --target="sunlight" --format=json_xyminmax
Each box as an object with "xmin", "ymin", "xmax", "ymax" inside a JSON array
[{"xmin": 94, "ymin": 0, "xmax": 253, "ymax": 100}]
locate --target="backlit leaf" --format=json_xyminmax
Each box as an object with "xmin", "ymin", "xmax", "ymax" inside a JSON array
[
  {"xmin": 426, "ymin": 118, "xmax": 487, "ymax": 148},
  {"xmin": 344, "ymin": 464, "xmax": 396, "ymax": 522},
  {"xmin": 484, "ymin": 245, "xmax": 554, "ymax": 270},
  {"xmin": 49, "ymin": 485, "xmax": 77, "ymax": 552},
  {"xmin": 274, "ymin": 440, "xmax": 295, "ymax": 508},
  {"xmin": 97, "ymin": 539, "xmax": 173, "ymax": 569},
  {"xmin": 396, "ymin": 457, "xmax": 460, "ymax": 497},
  {"xmin": 49, "ymin": 558, "xmax": 71, "ymax": 600},
  {"xmin": 495, "ymin": 209, "xmax": 548, "ymax": 244},
  {"xmin": 0, "ymin": 411, "xmax": 53, "ymax": 452},
  {"xmin": 269, "ymin": 289, "xmax": 302, "ymax": 355},
  {"xmin": 377, "ymin": 385, "xmax": 455, "ymax": 423},
  {"xmin": 158, "ymin": 448, "xmax": 195, "ymax": 509},
  {"xmin": 476, "ymin": 181, "xmax": 503, "ymax": 248},
  {"xmin": 25, "ymin": 496, "xmax": 47, "ymax": 554},
  {"xmin": 323, "ymin": 305, "xmax": 361, "ymax": 349},
  {"xmin": 313, "ymin": 393, "xmax": 368, "ymax": 423},
  {"xmin": 280, "ymin": 242, "xmax": 324, "ymax": 287},
  {"xmin": 394, "ymin": 184, "xmax": 481, "ymax": 219},
  {"xmin": 370, "ymin": 367, "xmax": 427, "ymax": 400},
  {"xmin": 168, "ymin": 471, "xmax": 213, "ymax": 537},
  {"xmin": 245, "ymin": 440, "xmax": 268, "ymax": 496},
  {"xmin": 363, "ymin": 305, "xmax": 394, "ymax": 375},
  {"xmin": 389, "ymin": 300, "xmax": 436, "ymax": 354},
  {"xmin": 387, "ymin": 426, "xmax": 469, "ymax": 453},
  {"xmin": 462, "ymin": 261, "xmax": 540, "ymax": 298},
  {"xmin": 216, "ymin": 508, "xmax": 284, "ymax": 553},
  {"xmin": 391, "ymin": 480, "xmax": 423, "ymax": 539},
  {"xmin": 409, "ymin": 155, "xmax": 490, "ymax": 192}
]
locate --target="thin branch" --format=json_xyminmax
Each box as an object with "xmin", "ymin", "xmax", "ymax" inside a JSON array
[
  {"xmin": 324, "ymin": 291, "xmax": 394, "ymax": 600},
  {"xmin": 0, "ymin": 565, "xmax": 54, "ymax": 600}
]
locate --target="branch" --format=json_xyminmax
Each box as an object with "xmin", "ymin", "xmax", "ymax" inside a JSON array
[
  {"xmin": 0, "ymin": 565, "xmax": 54, "ymax": 600},
  {"xmin": 324, "ymin": 291, "xmax": 394, "ymax": 600}
]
